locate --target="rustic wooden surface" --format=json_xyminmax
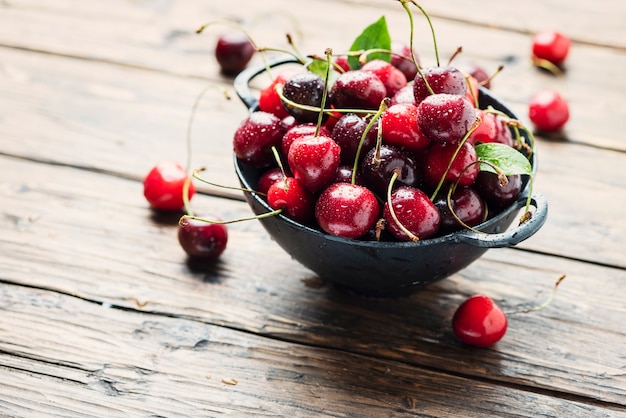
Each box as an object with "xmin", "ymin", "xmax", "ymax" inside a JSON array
[{"xmin": 1, "ymin": 0, "xmax": 625, "ymax": 416}]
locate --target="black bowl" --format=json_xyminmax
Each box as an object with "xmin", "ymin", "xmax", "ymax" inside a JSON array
[{"xmin": 233, "ymin": 58, "xmax": 548, "ymax": 297}]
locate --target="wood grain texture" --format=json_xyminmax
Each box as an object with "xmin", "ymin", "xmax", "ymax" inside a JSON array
[{"xmin": 1, "ymin": 156, "xmax": 624, "ymax": 409}]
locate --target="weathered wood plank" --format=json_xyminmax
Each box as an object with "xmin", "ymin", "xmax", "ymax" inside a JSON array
[
  {"xmin": 1, "ymin": 156, "xmax": 624, "ymax": 406},
  {"xmin": 0, "ymin": 284, "xmax": 621, "ymax": 417},
  {"xmin": 0, "ymin": 0, "xmax": 625, "ymax": 151}
]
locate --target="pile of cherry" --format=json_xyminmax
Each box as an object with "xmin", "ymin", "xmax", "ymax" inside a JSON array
[{"xmin": 142, "ymin": 7, "xmax": 572, "ymax": 348}]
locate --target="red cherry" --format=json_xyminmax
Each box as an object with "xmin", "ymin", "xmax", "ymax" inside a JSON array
[
  {"xmin": 381, "ymin": 103, "xmax": 431, "ymax": 152},
  {"xmin": 383, "ymin": 186, "xmax": 440, "ymax": 241},
  {"xmin": 315, "ymin": 183, "xmax": 380, "ymax": 239},
  {"xmin": 287, "ymin": 135, "xmax": 341, "ymax": 193},
  {"xmin": 528, "ymin": 89, "xmax": 570, "ymax": 132},
  {"xmin": 417, "ymin": 93, "xmax": 477, "ymax": 144},
  {"xmin": 423, "ymin": 141, "xmax": 479, "ymax": 189},
  {"xmin": 259, "ymin": 72, "xmax": 292, "ymax": 119},
  {"xmin": 267, "ymin": 177, "xmax": 315, "ymax": 224},
  {"xmin": 532, "ymin": 30, "xmax": 571, "ymax": 67},
  {"xmin": 361, "ymin": 59, "xmax": 408, "ymax": 97},
  {"xmin": 452, "ymin": 295, "xmax": 508, "ymax": 347},
  {"xmin": 329, "ymin": 70, "xmax": 387, "ymax": 110},
  {"xmin": 390, "ymin": 41, "xmax": 420, "ymax": 80},
  {"xmin": 215, "ymin": 32, "xmax": 255, "ymax": 75},
  {"xmin": 178, "ymin": 216, "xmax": 228, "ymax": 260},
  {"xmin": 233, "ymin": 111, "xmax": 285, "ymax": 168},
  {"xmin": 413, "ymin": 66, "xmax": 468, "ymax": 104},
  {"xmin": 281, "ymin": 123, "xmax": 331, "ymax": 158},
  {"xmin": 334, "ymin": 56, "xmax": 351, "ymax": 72},
  {"xmin": 143, "ymin": 161, "xmax": 195, "ymax": 211},
  {"xmin": 468, "ymin": 109, "xmax": 514, "ymax": 147},
  {"xmin": 257, "ymin": 167, "xmax": 286, "ymax": 195}
]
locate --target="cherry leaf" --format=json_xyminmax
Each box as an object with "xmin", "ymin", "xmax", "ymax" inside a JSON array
[
  {"xmin": 348, "ymin": 16, "xmax": 391, "ymax": 70},
  {"xmin": 307, "ymin": 59, "xmax": 341, "ymax": 86},
  {"xmin": 475, "ymin": 143, "xmax": 532, "ymax": 176}
]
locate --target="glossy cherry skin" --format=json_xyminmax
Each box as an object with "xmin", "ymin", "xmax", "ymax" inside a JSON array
[
  {"xmin": 233, "ymin": 111, "xmax": 285, "ymax": 168},
  {"xmin": 532, "ymin": 30, "xmax": 571, "ymax": 66},
  {"xmin": 390, "ymin": 41, "xmax": 420, "ymax": 80},
  {"xmin": 381, "ymin": 103, "xmax": 431, "ymax": 153},
  {"xmin": 528, "ymin": 89, "xmax": 570, "ymax": 132},
  {"xmin": 417, "ymin": 93, "xmax": 477, "ymax": 144},
  {"xmin": 475, "ymin": 172, "xmax": 523, "ymax": 209},
  {"xmin": 334, "ymin": 55, "xmax": 351, "ymax": 72},
  {"xmin": 468, "ymin": 109, "xmax": 514, "ymax": 147},
  {"xmin": 259, "ymin": 72, "xmax": 292, "ymax": 119},
  {"xmin": 215, "ymin": 32, "xmax": 255, "ymax": 75},
  {"xmin": 315, "ymin": 183, "xmax": 380, "ymax": 239},
  {"xmin": 331, "ymin": 113, "xmax": 378, "ymax": 164},
  {"xmin": 267, "ymin": 177, "xmax": 314, "ymax": 224},
  {"xmin": 361, "ymin": 59, "xmax": 407, "ymax": 97},
  {"xmin": 433, "ymin": 186, "xmax": 485, "ymax": 234},
  {"xmin": 178, "ymin": 216, "xmax": 228, "ymax": 260},
  {"xmin": 287, "ymin": 135, "xmax": 341, "ymax": 193},
  {"xmin": 329, "ymin": 70, "xmax": 387, "ymax": 110},
  {"xmin": 281, "ymin": 72, "xmax": 327, "ymax": 124},
  {"xmin": 257, "ymin": 167, "xmax": 286, "ymax": 195},
  {"xmin": 360, "ymin": 144, "xmax": 420, "ymax": 197},
  {"xmin": 383, "ymin": 186, "xmax": 440, "ymax": 241},
  {"xmin": 413, "ymin": 66, "xmax": 468, "ymax": 104},
  {"xmin": 423, "ymin": 141, "xmax": 479, "ymax": 189},
  {"xmin": 143, "ymin": 161, "xmax": 195, "ymax": 212},
  {"xmin": 452, "ymin": 295, "xmax": 508, "ymax": 347},
  {"xmin": 390, "ymin": 85, "xmax": 417, "ymax": 106},
  {"xmin": 281, "ymin": 123, "xmax": 331, "ymax": 158}
]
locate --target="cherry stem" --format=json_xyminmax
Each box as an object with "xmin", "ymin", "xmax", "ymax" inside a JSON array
[
  {"xmin": 407, "ymin": 0, "xmax": 440, "ymax": 66},
  {"xmin": 399, "ymin": 0, "xmax": 434, "ymax": 95},
  {"xmin": 275, "ymin": 85, "xmax": 378, "ymax": 116},
  {"xmin": 192, "ymin": 167, "xmax": 265, "ymax": 197},
  {"xmin": 180, "ymin": 208, "xmax": 283, "ymax": 226},
  {"xmin": 352, "ymin": 98, "xmax": 389, "ymax": 185},
  {"xmin": 504, "ymin": 275, "xmax": 567, "ymax": 315},
  {"xmin": 480, "ymin": 64, "xmax": 504, "ymax": 87},
  {"xmin": 182, "ymin": 171, "xmax": 194, "ymax": 218},
  {"xmin": 429, "ymin": 116, "xmax": 481, "ymax": 201},
  {"xmin": 447, "ymin": 46, "xmax": 463, "ymax": 66},
  {"xmin": 465, "ymin": 74, "xmax": 479, "ymax": 108},
  {"xmin": 531, "ymin": 56, "xmax": 565, "ymax": 77},
  {"xmin": 387, "ymin": 169, "xmax": 419, "ymax": 241},
  {"xmin": 315, "ymin": 48, "xmax": 333, "ymax": 137}
]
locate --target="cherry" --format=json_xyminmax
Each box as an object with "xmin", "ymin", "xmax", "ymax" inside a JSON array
[
  {"xmin": 433, "ymin": 186, "xmax": 485, "ymax": 234},
  {"xmin": 257, "ymin": 167, "xmax": 286, "ymax": 195},
  {"xmin": 334, "ymin": 55, "xmax": 351, "ymax": 72},
  {"xmin": 287, "ymin": 135, "xmax": 341, "ymax": 193},
  {"xmin": 281, "ymin": 123, "xmax": 331, "ymax": 158},
  {"xmin": 281, "ymin": 72, "xmax": 328, "ymax": 124},
  {"xmin": 474, "ymin": 172, "xmax": 522, "ymax": 209},
  {"xmin": 331, "ymin": 113, "xmax": 378, "ymax": 164},
  {"xmin": 334, "ymin": 165, "xmax": 362, "ymax": 185},
  {"xmin": 452, "ymin": 295, "xmax": 508, "ymax": 347},
  {"xmin": 360, "ymin": 144, "xmax": 420, "ymax": 197},
  {"xmin": 461, "ymin": 62, "xmax": 491, "ymax": 89},
  {"xmin": 468, "ymin": 109, "xmax": 514, "ymax": 147},
  {"xmin": 143, "ymin": 161, "xmax": 196, "ymax": 212},
  {"xmin": 417, "ymin": 93, "xmax": 477, "ymax": 144},
  {"xmin": 215, "ymin": 32, "xmax": 255, "ymax": 76},
  {"xmin": 413, "ymin": 66, "xmax": 468, "ymax": 104},
  {"xmin": 361, "ymin": 59, "xmax": 408, "ymax": 97},
  {"xmin": 381, "ymin": 103, "xmax": 431, "ymax": 153},
  {"xmin": 267, "ymin": 177, "xmax": 315, "ymax": 224},
  {"xmin": 390, "ymin": 85, "xmax": 416, "ymax": 106},
  {"xmin": 233, "ymin": 111, "xmax": 285, "ymax": 168},
  {"xmin": 178, "ymin": 215, "xmax": 228, "ymax": 260},
  {"xmin": 259, "ymin": 72, "xmax": 292, "ymax": 119},
  {"xmin": 532, "ymin": 30, "xmax": 571, "ymax": 67},
  {"xmin": 383, "ymin": 186, "xmax": 440, "ymax": 241},
  {"xmin": 423, "ymin": 141, "xmax": 479, "ymax": 189},
  {"xmin": 528, "ymin": 89, "xmax": 570, "ymax": 132},
  {"xmin": 390, "ymin": 40, "xmax": 420, "ymax": 80},
  {"xmin": 329, "ymin": 70, "xmax": 387, "ymax": 110},
  {"xmin": 315, "ymin": 183, "xmax": 380, "ymax": 239}
]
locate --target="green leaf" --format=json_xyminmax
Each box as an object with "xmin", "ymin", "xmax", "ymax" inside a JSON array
[
  {"xmin": 307, "ymin": 59, "xmax": 341, "ymax": 87},
  {"xmin": 475, "ymin": 143, "xmax": 532, "ymax": 176},
  {"xmin": 347, "ymin": 16, "xmax": 391, "ymax": 70}
]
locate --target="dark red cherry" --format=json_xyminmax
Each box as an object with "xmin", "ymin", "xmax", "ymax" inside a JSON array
[
  {"xmin": 267, "ymin": 177, "xmax": 315, "ymax": 224},
  {"xmin": 331, "ymin": 113, "xmax": 378, "ymax": 164},
  {"xmin": 423, "ymin": 141, "xmax": 479, "ymax": 189},
  {"xmin": 452, "ymin": 295, "xmax": 508, "ymax": 347},
  {"xmin": 215, "ymin": 32, "xmax": 255, "ymax": 76},
  {"xmin": 361, "ymin": 59, "xmax": 408, "ymax": 97},
  {"xmin": 281, "ymin": 72, "xmax": 327, "ymax": 124},
  {"xmin": 413, "ymin": 66, "xmax": 468, "ymax": 104},
  {"xmin": 383, "ymin": 186, "xmax": 440, "ymax": 241},
  {"xmin": 417, "ymin": 93, "xmax": 477, "ymax": 144},
  {"xmin": 287, "ymin": 135, "xmax": 341, "ymax": 193},
  {"xmin": 460, "ymin": 62, "xmax": 492, "ymax": 89},
  {"xmin": 474, "ymin": 171, "xmax": 523, "ymax": 209},
  {"xmin": 360, "ymin": 144, "xmax": 420, "ymax": 197},
  {"xmin": 381, "ymin": 103, "xmax": 431, "ymax": 152},
  {"xmin": 390, "ymin": 41, "xmax": 420, "ymax": 80},
  {"xmin": 143, "ymin": 161, "xmax": 195, "ymax": 212},
  {"xmin": 329, "ymin": 70, "xmax": 387, "ymax": 110},
  {"xmin": 315, "ymin": 183, "xmax": 380, "ymax": 239},
  {"xmin": 233, "ymin": 111, "xmax": 285, "ymax": 168},
  {"xmin": 257, "ymin": 167, "xmax": 286, "ymax": 195},
  {"xmin": 178, "ymin": 216, "xmax": 228, "ymax": 260},
  {"xmin": 433, "ymin": 187, "xmax": 485, "ymax": 234},
  {"xmin": 334, "ymin": 165, "xmax": 362, "ymax": 185}
]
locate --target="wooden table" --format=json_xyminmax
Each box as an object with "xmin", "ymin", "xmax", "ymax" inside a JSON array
[{"xmin": 1, "ymin": 0, "xmax": 625, "ymax": 416}]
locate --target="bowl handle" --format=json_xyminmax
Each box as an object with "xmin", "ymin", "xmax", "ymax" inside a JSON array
[
  {"xmin": 233, "ymin": 57, "xmax": 302, "ymax": 111},
  {"xmin": 455, "ymin": 192, "xmax": 548, "ymax": 248}
]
